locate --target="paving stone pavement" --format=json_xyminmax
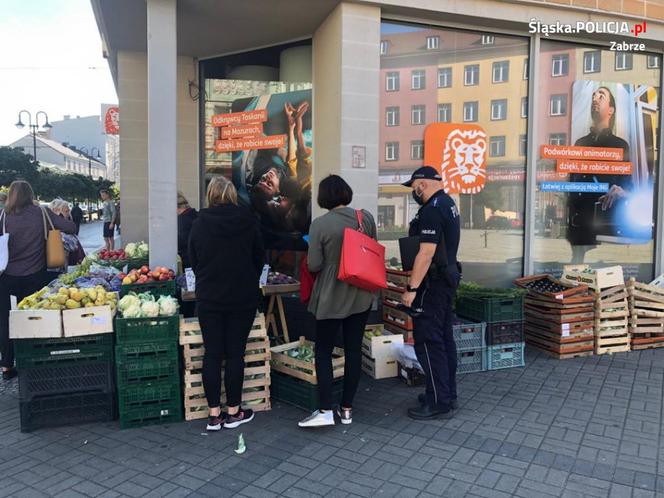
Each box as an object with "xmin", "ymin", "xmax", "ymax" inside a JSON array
[{"xmin": 2, "ymin": 346, "xmax": 664, "ymax": 497}]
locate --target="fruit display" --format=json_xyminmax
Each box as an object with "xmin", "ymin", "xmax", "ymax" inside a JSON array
[
  {"xmin": 117, "ymin": 292, "xmax": 178, "ymax": 318},
  {"xmin": 54, "ymin": 263, "xmax": 122, "ymax": 293},
  {"xmin": 364, "ymin": 328, "xmax": 384, "ymax": 340},
  {"xmin": 17, "ymin": 285, "xmax": 117, "ymax": 311},
  {"xmin": 120, "ymin": 266, "xmax": 175, "ymax": 286},
  {"xmin": 267, "ymin": 272, "xmax": 298, "ymax": 286},
  {"xmin": 98, "ymin": 248, "xmax": 127, "ymax": 262},
  {"xmin": 59, "ymin": 256, "xmax": 95, "ymax": 285}
]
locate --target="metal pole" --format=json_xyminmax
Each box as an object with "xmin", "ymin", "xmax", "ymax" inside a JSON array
[
  {"xmin": 88, "ymin": 157, "xmax": 92, "ymax": 178},
  {"xmin": 32, "ymin": 125, "xmax": 37, "ymax": 161}
]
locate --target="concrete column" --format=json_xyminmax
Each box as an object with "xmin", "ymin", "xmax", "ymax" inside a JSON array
[
  {"xmin": 312, "ymin": 3, "xmax": 380, "ymax": 219},
  {"xmin": 147, "ymin": 0, "xmax": 177, "ymax": 269}
]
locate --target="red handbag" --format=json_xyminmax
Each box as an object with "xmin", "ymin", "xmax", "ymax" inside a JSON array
[
  {"xmin": 299, "ymin": 255, "xmax": 317, "ymax": 304},
  {"xmin": 337, "ymin": 210, "xmax": 387, "ymax": 292}
]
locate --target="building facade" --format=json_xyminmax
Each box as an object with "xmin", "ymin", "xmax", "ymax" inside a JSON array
[{"xmin": 91, "ymin": 0, "xmax": 664, "ymax": 285}]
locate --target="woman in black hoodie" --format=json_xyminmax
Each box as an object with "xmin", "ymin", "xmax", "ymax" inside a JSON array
[{"xmin": 189, "ymin": 176, "xmax": 265, "ymax": 431}]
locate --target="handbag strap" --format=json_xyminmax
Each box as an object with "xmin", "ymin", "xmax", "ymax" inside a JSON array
[
  {"xmin": 355, "ymin": 209, "xmax": 364, "ymax": 234},
  {"xmin": 0, "ymin": 210, "xmax": 5, "ymax": 235},
  {"xmin": 40, "ymin": 206, "xmax": 55, "ymax": 240}
]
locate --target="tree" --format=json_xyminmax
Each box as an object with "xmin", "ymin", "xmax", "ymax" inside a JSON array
[{"xmin": 0, "ymin": 147, "xmax": 39, "ymax": 185}]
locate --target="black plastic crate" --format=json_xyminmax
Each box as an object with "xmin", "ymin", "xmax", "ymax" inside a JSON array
[
  {"xmin": 119, "ymin": 400, "xmax": 182, "ymax": 430},
  {"xmin": 20, "ymin": 391, "xmax": 115, "ymax": 433},
  {"xmin": 271, "ymin": 372, "xmax": 343, "ymax": 412},
  {"xmin": 116, "ymin": 356, "xmax": 179, "ymax": 386},
  {"xmin": 16, "ymin": 349, "xmax": 113, "ymax": 369},
  {"xmin": 486, "ymin": 320, "xmax": 524, "ymax": 346},
  {"xmin": 114, "ymin": 315, "xmax": 179, "ymax": 345},
  {"xmin": 19, "ymin": 361, "xmax": 114, "ymax": 400},
  {"xmin": 14, "ymin": 334, "xmax": 114, "ymax": 369},
  {"xmin": 456, "ymin": 295, "xmax": 523, "ymax": 323}
]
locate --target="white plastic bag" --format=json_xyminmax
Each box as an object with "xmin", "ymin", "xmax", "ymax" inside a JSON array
[{"xmin": 392, "ymin": 342, "xmax": 423, "ymax": 373}]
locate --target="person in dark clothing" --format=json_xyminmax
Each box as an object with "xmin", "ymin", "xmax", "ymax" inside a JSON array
[
  {"xmin": 402, "ymin": 166, "xmax": 461, "ymax": 421},
  {"xmin": 177, "ymin": 192, "xmax": 198, "ymax": 269},
  {"xmin": 568, "ymin": 86, "xmax": 630, "ymax": 263},
  {"xmin": 0, "ymin": 181, "xmax": 77, "ymax": 380},
  {"xmin": 71, "ymin": 203, "xmax": 83, "ymax": 235},
  {"xmin": 188, "ymin": 176, "xmax": 264, "ymax": 431}
]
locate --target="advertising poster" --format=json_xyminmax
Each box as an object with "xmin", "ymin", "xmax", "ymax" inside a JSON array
[
  {"xmin": 541, "ymin": 81, "xmax": 658, "ymax": 247},
  {"xmin": 212, "ymin": 89, "xmax": 312, "ymax": 251}
]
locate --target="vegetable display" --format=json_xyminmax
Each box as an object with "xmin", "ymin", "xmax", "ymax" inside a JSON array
[
  {"xmin": 98, "ymin": 249, "xmax": 127, "ymax": 261},
  {"xmin": 286, "ymin": 344, "xmax": 314, "ymax": 362},
  {"xmin": 267, "ymin": 272, "xmax": 298, "ymax": 286},
  {"xmin": 18, "ymin": 285, "xmax": 117, "ymax": 311},
  {"xmin": 124, "ymin": 242, "xmax": 149, "ymax": 259},
  {"xmin": 120, "ymin": 266, "xmax": 175, "ymax": 286},
  {"xmin": 117, "ymin": 292, "xmax": 178, "ymax": 318},
  {"xmin": 363, "ymin": 328, "xmax": 384, "ymax": 340}
]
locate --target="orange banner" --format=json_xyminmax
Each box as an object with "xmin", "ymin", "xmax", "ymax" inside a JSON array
[
  {"xmin": 215, "ymin": 135, "xmax": 287, "ymax": 153},
  {"xmin": 540, "ymin": 144, "xmax": 624, "ymax": 161},
  {"xmin": 556, "ymin": 159, "xmax": 632, "ymax": 175},
  {"xmin": 221, "ymin": 123, "xmax": 264, "ymax": 139},
  {"xmin": 212, "ymin": 110, "xmax": 267, "ymax": 127}
]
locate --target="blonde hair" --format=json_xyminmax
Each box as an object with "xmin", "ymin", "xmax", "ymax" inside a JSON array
[
  {"xmin": 206, "ymin": 176, "xmax": 238, "ymax": 207},
  {"xmin": 49, "ymin": 198, "xmax": 68, "ymax": 214},
  {"xmin": 5, "ymin": 180, "xmax": 35, "ymax": 215}
]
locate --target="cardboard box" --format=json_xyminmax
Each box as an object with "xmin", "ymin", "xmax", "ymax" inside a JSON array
[
  {"xmin": 362, "ymin": 354, "xmax": 398, "ymax": 379},
  {"xmin": 9, "ymin": 310, "xmax": 62, "ymax": 339},
  {"xmin": 561, "ymin": 265, "xmax": 624, "ymax": 291},
  {"xmin": 62, "ymin": 305, "xmax": 114, "ymax": 337}
]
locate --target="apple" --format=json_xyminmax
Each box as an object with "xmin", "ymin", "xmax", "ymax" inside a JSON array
[
  {"xmin": 152, "ymin": 270, "xmax": 161, "ymax": 279},
  {"xmin": 137, "ymin": 276, "xmax": 148, "ymax": 284},
  {"xmin": 159, "ymin": 273, "xmax": 169, "ymax": 281},
  {"xmin": 140, "ymin": 265, "xmax": 149, "ymax": 275},
  {"xmin": 118, "ymin": 272, "xmax": 126, "ymax": 279}
]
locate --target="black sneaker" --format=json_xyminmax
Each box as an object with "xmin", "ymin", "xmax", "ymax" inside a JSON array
[
  {"xmin": 418, "ymin": 393, "xmax": 458, "ymax": 410},
  {"xmin": 407, "ymin": 404, "xmax": 453, "ymax": 421},
  {"xmin": 224, "ymin": 408, "xmax": 254, "ymax": 429},
  {"xmin": 206, "ymin": 413, "xmax": 227, "ymax": 431}
]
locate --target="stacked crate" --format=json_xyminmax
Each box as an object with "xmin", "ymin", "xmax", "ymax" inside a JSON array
[
  {"xmin": 627, "ymin": 278, "xmax": 664, "ymax": 350},
  {"xmin": 361, "ymin": 324, "xmax": 403, "ymax": 379},
  {"xmin": 114, "ymin": 284, "xmax": 182, "ymax": 429},
  {"xmin": 518, "ymin": 275, "xmax": 595, "ymax": 359},
  {"xmin": 454, "ymin": 318, "xmax": 487, "ymax": 373},
  {"xmin": 383, "ymin": 268, "xmax": 413, "ymax": 342},
  {"xmin": 594, "ymin": 285, "xmax": 630, "ymax": 354},
  {"xmin": 456, "ymin": 291, "xmax": 525, "ymax": 370},
  {"xmin": 15, "ymin": 334, "xmax": 115, "ymax": 432},
  {"xmin": 180, "ymin": 315, "xmax": 271, "ymax": 421}
]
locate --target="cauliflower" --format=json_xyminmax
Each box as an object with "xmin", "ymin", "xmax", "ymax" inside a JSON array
[
  {"xmin": 141, "ymin": 300, "xmax": 160, "ymax": 318},
  {"xmin": 118, "ymin": 293, "xmax": 140, "ymax": 313},
  {"xmin": 157, "ymin": 296, "xmax": 178, "ymax": 316},
  {"xmin": 124, "ymin": 243, "xmax": 137, "ymax": 258},
  {"xmin": 123, "ymin": 303, "xmax": 143, "ymax": 318},
  {"xmin": 137, "ymin": 242, "xmax": 149, "ymax": 258}
]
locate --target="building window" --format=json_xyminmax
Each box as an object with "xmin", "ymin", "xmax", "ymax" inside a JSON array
[
  {"xmin": 615, "ymin": 52, "xmax": 633, "ymax": 71},
  {"xmin": 523, "ymin": 58, "xmax": 529, "ymax": 80},
  {"xmin": 437, "ymin": 103, "xmax": 451, "ymax": 123},
  {"xmin": 385, "ymin": 142, "xmax": 399, "ymax": 161},
  {"xmin": 519, "ymin": 135, "xmax": 527, "ymax": 156},
  {"xmin": 583, "ymin": 50, "xmax": 601, "ymax": 73},
  {"xmin": 380, "ymin": 40, "xmax": 388, "ymax": 56},
  {"xmin": 647, "ymin": 55, "xmax": 661, "ymax": 69},
  {"xmin": 481, "ymin": 35, "xmax": 495, "ymax": 45},
  {"xmin": 521, "ymin": 97, "xmax": 528, "ymax": 118},
  {"xmin": 411, "ymin": 140, "xmax": 424, "ymax": 160},
  {"xmin": 491, "ymin": 99, "xmax": 507, "ymax": 121},
  {"xmin": 464, "ymin": 64, "xmax": 479, "ymax": 86},
  {"xmin": 489, "ymin": 136, "xmax": 506, "ymax": 157},
  {"xmin": 386, "ymin": 72, "xmax": 399, "ymax": 92},
  {"xmin": 411, "ymin": 70, "xmax": 426, "ymax": 90},
  {"xmin": 492, "ymin": 61, "xmax": 509, "ymax": 83},
  {"xmin": 426, "ymin": 36, "xmax": 439, "ymax": 50},
  {"xmin": 550, "ymin": 94, "xmax": 567, "ymax": 116},
  {"xmin": 438, "ymin": 67, "xmax": 452, "ymax": 88},
  {"xmin": 411, "ymin": 105, "xmax": 425, "ymax": 125},
  {"xmin": 463, "ymin": 101, "xmax": 479, "ymax": 122},
  {"xmin": 549, "ymin": 133, "xmax": 567, "ymax": 146},
  {"xmin": 551, "ymin": 54, "xmax": 569, "ymax": 77},
  {"xmin": 386, "ymin": 106, "xmax": 400, "ymax": 127}
]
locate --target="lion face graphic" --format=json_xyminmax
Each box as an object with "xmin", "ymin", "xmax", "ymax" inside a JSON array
[{"xmin": 441, "ymin": 128, "xmax": 487, "ymax": 194}]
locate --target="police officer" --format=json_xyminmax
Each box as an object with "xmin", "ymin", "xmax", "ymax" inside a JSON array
[{"xmin": 401, "ymin": 166, "xmax": 461, "ymax": 420}]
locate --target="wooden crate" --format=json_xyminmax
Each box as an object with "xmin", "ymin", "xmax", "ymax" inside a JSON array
[
  {"xmin": 361, "ymin": 354, "xmax": 398, "ymax": 379},
  {"xmin": 595, "ymin": 328, "xmax": 630, "ymax": 355},
  {"xmin": 524, "ymin": 324, "xmax": 594, "ymax": 343},
  {"xmin": 386, "ymin": 268, "xmax": 410, "ymax": 292},
  {"xmin": 627, "ymin": 278, "xmax": 664, "ymax": 336},
  {"xmin": 382, "ymin": 288, "xmax": 403, "ymax": 308},
  {"xmin": 561, "ymin": 265, "xmax": 624, "ymax": 291},
  {"xmin": 383, "ymin": 322, "xmax": 414, "ymax": 343},
  {"xmin": 525, "ymin": 333, "xmax": 594, "ymax": 358},
  {"xmin": 362, "ymin": 324, "xmax": 403, "ymax": 359},
  {"xmin": 515, "ymin": 275, "xmax": 589, "ymax": 299},
  {"xmin": 183, "ymin": 364, "xmax": 271, "ymax": 421},
  {"xmin": 183, "ymin": 333, "xmax": 270, "ymax": 371},
  {"xmin": 631, "ymin": 334, "xmax": 664, "ymax": 350},
  {"xmin": 270, "ymin": 337, "xmax": 344, "ymax": 385},
  {"xmin": 382, "ymin": 304, "xmax": 413, "ymax": 331},
  {"xmin": 179, "ymin": 314, "xmax": 266, "ymax": 345}
]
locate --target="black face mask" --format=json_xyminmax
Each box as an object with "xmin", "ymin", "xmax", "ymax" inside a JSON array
[{"xmin": 412, "ymin": 190, "xmax": 424, "ymax": 206}]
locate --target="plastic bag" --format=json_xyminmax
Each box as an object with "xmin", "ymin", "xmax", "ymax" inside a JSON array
[{"xmin": 392, "ymin": 343, "xmax": 423, "ymax": 373}]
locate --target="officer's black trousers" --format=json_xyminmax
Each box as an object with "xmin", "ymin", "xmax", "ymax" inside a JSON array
[{"xmin": 412, "ymin": 281, "xmax": 458, "ymax": 408}]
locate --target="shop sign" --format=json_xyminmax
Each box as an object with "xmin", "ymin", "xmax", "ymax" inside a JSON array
[
  {"xmin": 104, "ymin": 106, "xmax": 119, "ymax": 135},
  {"xmin": 424, "ymin": 123, "xmax": 487, "ymax": 195}
]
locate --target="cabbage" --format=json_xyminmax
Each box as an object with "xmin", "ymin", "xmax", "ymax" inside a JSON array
[
  {"xmin": 124, "ymin": 243, "xmax": 137, "ymax": 257},
  {"xmin": 157, "ymin": 296, "xmax": 178, "ymax": 316},
  {"xmin": 123, "ymin": 303, "xmax": 142, "ymax": 318},
  {"xmin": 137, "ymin": 243, "xmax": 149, "ymax": 257},
  {"xmin": 141, "ymin": 300, "xmax": 160, "ymax": 318},
  {"xmin": 118, "ymin": 293, "xmax": 140, "ymax": 312}
]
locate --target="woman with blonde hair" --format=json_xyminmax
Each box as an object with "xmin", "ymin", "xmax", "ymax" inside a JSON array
[
  {"xmin": 0, "ymin": 181, "xmax": 76, "ymax": 380},
  {"xmin": 188, "ymin": 176, "xmax": 265, "ymax": 430},
  {"xmin": 49, "ymin": 199, "xmax": 85, "ymax": 266}
]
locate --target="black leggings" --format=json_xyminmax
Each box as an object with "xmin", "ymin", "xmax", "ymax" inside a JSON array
[
  {"xmin": 198, "ymin": 305, "xmax": 256, "ymax": 409},
  {"xmin": 315, "ymin": 308, "xmax": 371, "ymax": 410},
  {"xmin": 0, "ymin": 270, "xmax": 51, "ymax": 369}
]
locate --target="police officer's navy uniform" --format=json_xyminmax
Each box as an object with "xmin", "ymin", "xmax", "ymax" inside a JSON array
[{"xmin": 408, "ymin": 187, "xmax": 461, "ymax": 411}]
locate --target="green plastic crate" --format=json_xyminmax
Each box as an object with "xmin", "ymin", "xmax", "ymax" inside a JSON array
[
  {"xmin": 118, "ymin": 378, "xmax": 181, "ymax": 412},
  {"xmin": 456, "ymin": 348, "xmax": 486, "ymax": 374},
  {"xmin": 456, "ymin": 295, "xmax": 523, "ymax": 323},
  {"xmin": 14, "ymin": 334, "xmax": 114, "ymax": 369},
  {"xmin": 120, "ymin": 280, "xmax": 176, "ymax": 298},
  {"xmin": 118, "ymin": 400, "xmax": 182, "ymax": 429},
  {"xmin": 270, "ymin": 371, "xmax": 343, "ymax": 412},
  {"xmin": 487, "ymin": 342, "xmax": 525, "ymax": 370},
  {"xmin": 116, "ymin": 356, "xmax": 179, "ymax": 386},
  {"xmin": 114, "ymin": 315, "xmax": 179, "ymax": 345},
  {"xmin": 115, "ymin": 340, "xmax": 178, "ymax": 363},
  {"xmin": 17, "ymin": 349, "xmax": 113, "ymax": 369}
]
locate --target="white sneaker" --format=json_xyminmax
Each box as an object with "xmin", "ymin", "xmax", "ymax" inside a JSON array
[{"xmin": 298, "ymin": 410, "xmax": 335, "ymax": 428}]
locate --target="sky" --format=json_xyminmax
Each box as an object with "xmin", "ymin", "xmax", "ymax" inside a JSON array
[{"xmin": 0, "ymin": 0, "xmax": 117, "ymax": 146}]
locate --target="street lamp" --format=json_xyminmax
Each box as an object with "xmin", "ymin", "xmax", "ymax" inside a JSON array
[
  {"xmin": 15, "ymin": 110, "xmax": 52, "ymax": 162},
  {"xmin": 78, "ymin": 146, "xmax": 101, "ymax": 178}
]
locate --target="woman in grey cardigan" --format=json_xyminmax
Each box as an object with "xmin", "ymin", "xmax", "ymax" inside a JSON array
[{"xmin": 299, "ymin": 175, "xmax": 376, "ymax": 428}]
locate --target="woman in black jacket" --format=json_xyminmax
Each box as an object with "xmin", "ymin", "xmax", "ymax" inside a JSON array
[{"xmin": 189, "ymin": 176, "xmax": 264, "ymax": 431}]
